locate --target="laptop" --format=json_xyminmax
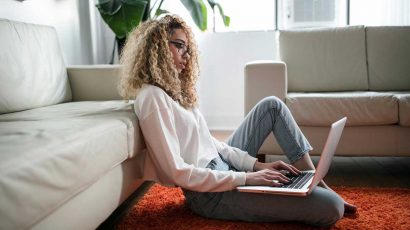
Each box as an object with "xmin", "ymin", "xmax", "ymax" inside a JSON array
[{"xmin": 237, "ymin": 117, "xmax": 347, "ymax": 196}]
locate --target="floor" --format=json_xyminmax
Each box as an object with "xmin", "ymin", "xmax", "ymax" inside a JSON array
[{"xmin": 212, "ymin": 130, "xmax": 410, "ymax": 188}]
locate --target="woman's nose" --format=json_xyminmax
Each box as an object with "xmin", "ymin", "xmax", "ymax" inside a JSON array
[{"xmin": 182, "ymin": 52, "xmax": 190, "ymax": 59}]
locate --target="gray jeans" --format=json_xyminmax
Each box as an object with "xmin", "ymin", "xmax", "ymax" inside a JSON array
[{"xmin": 183, "ymin": 96, "xmax": 344, "ymax": 227}]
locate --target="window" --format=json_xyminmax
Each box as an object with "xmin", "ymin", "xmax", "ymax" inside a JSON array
[
  {"xmin": 278, "ymin": 0, "xmax": 347, "ymax": 29},
  {"xmin": 222, "ymin": 0, "xmax": 409, "ymax": 31},
  {"xmin": 162, "ymin": 0, "xmax": 409, "ymax": 32}
]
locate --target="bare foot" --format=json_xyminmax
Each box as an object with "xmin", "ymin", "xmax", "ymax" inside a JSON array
[
  {"xmin": 344, "ymin": 201, "xmax": 357, "ymax": 215},
  {"xmin": 319, "ymin": 181, "xmax": 357, "ymax": 215},
  {"xmin": 292, "ymin": 155, "xmax": 358, "ymax": 215}
]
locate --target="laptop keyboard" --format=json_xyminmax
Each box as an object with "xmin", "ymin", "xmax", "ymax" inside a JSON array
[{"xmin": 281, "ymin": 172, "xmax": 315, "ymax": 189}]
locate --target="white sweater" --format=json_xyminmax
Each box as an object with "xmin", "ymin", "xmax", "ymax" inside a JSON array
[{"xmin": 133, "ymin": 84, "xmax": 257, "ymax": 192}]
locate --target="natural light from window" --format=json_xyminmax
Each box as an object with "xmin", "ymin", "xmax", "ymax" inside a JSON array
[
  {"xmin": 278, "ymin": 0, "xmax": 347, "ymax": 29},
  {"xmin": 214, "ymin": 0, "xmax": 276, "ymax": 32},
  {"xmin": 350, "ymin": 0, "xmax": 410, "ymax": 26},
  {"xmin": 162, "ymin": 0, "xmax": 409, "ymax": 32}
]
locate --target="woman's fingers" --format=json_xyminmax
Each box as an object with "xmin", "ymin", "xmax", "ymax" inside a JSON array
[
  {"xmin": 263, "ymin": 169, "xmax": 291, "ymax": 184},
  {"xmin": 283, "ymin": 164, "xmax": 301, "ymax": 175},
  {"xmin": 246, "ymin": 169, "xmax": 294, "ymax": 186},
  {"xmin": 289, "ymin": 164, "xmax": 302, "ymax": 174},
  {"xmin": 268, "ymin": 179, "xmax": 284, "ymax": 187},
  {"xmin": 275, "ymin": 161, "xmax": 302, "ymax": 175},
  {"xmin": 260, "ymin": 178, "xmax": 283, "ymax": 187}
]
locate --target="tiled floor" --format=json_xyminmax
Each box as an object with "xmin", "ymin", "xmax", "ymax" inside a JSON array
[{"xmin": 212, "ymin": 131, "xmax": 410, "ymax": 188}]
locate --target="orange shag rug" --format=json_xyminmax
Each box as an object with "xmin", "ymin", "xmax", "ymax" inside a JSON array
[{"xmin": 116, "ymin": 184, "xmax": 410, "ymax": 230}]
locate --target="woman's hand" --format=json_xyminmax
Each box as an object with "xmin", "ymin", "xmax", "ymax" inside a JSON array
[
  {"xmin": 245, "ymin": 169, "xmax": 291, "ymax": 186},
  {"xmin": 253, "ymin": 160, "xmax": 301, "ymax": 176}
]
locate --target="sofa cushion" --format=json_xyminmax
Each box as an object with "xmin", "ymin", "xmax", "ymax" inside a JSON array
[
  {"xmin": 393, "ymin": 92, "xmax": 410, "ymax": 127},
  {"xmin": 0, "ymin": 100, "xmax": 143, "ymax": 158},
  {"xmin": 366, "ymin": 26, "xmax": 410, "ymax": 91},
  {"xmin": 0, "ymin": 101, "xmax": 143, "ymax": 229},
  {"xmin": 285, "ymin": 92, "xmax": 398, "ymax": 126},
  {"xmin": 279, "ymin": 26, "xmax": 368, "ymax": 92},
  {"xmin": 0, "ymin": 19, "xmax": 72, "ymax": 114}
]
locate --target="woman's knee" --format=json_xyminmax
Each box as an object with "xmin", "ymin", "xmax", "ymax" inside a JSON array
[
  {"xmin": 184, "ymin": 192, "xmax": 223, "ymax": 219},
  {"xmin": 255, "ymin": 96, "xmax": 284, "ymax": 112}
]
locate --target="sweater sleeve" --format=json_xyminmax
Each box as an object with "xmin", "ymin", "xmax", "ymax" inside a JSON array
[
  {"xmin": 211, "ymin": 136, "xmax": 257, "ymax": 172},
  {"xmin": 139, "ymin": 107, "xmax": 247, "ymax": 192}
]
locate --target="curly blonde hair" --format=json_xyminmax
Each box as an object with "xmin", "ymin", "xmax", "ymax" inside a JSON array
[{"xmin": 119, "ymin": 15, "xmax": 199, "ymax": 109}]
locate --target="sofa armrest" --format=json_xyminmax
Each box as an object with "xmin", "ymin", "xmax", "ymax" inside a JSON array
[
  {"xmin": 67, "ymin": 65, "xmax": 122, "ymax": 101},
  {"xmin": 244, "ymin": 61, "xmax": 287, "ymax": 115}
]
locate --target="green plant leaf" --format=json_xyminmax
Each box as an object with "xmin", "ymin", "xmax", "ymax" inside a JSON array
[
  {"xmin": 96, "ymin": 0, "xmax": 149, "ymax": 39},
  {"xmin": 206, "ymin": 0, "xmax": 230, "ymax": 27},
  {"xmin": 180, "ymin": 0, "xmax": 207, "ymax": 31},
  {"xmin": 96, "ymin": 0, "xmax": 121, "ymax": 14},
  {"xmin": 215, "ymin": 3, "xmax": 230, "ymax": 26},
  {"xmin": 155, "ymin": 8, "xmax": 170, "ymax": 16},
  {"xmin": 207, "ymin": 0, "xmax": 216, "ymax": 9}
]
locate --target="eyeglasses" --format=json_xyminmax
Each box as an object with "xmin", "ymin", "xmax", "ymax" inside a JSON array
[{"xmin": 169, "ymin": 40, "xmax": 190, "ymax": 56}]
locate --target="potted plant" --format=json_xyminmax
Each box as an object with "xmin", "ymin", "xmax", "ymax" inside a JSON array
[{"xmin": 96, "ymin": 0, "xmax": 230, "ymax": 62}]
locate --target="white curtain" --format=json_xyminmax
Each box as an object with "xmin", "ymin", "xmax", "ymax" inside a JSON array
[
  {"xmin": 350, "ymin": 0, "xmax": 410, "ymax": 26},
  {"xmin": 88, "ymin": 0, "xmax": 117, "ymax": 64}
]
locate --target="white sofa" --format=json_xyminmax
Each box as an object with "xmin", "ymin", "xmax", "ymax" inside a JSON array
[
  {"xmin": 0, "ymin": 19, "xmax": 146, "ymax": 229},
  {"xmin": 245, "ymin": 26, "xmax": 410, "ymax": 157}
]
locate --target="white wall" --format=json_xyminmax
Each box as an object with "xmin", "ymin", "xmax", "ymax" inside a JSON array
[
  {"xmin": 0, "ymin": 0, "xmax": 94, "ymax": 65},
  {"xmin": 159, "ymin": 1, "xmax": 279, "ymax": 130},
  {"xmin": 196, "ymin": 31, "xmax": 278, "ymax": 130}
]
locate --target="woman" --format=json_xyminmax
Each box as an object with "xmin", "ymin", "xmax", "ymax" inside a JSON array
[{"xmin": 119, "ymin": 15, "xmax": 356, "ymax": 227}]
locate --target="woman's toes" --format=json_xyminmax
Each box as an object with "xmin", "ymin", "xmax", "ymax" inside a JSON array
[{"xmin": 344, "ymin": 201, "xmax": 357, "ymax": 215}]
